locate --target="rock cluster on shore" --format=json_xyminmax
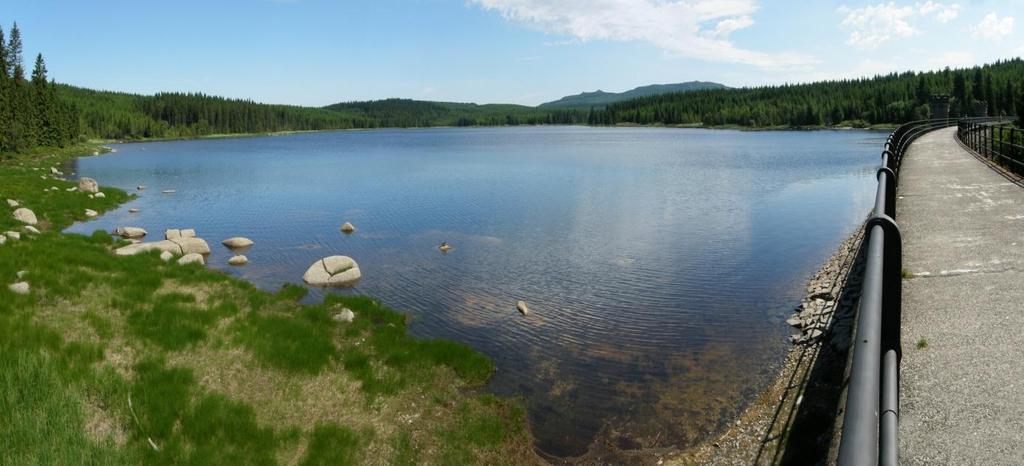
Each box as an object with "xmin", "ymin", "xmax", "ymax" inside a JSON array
[{"xmin": 785, "ymin": 233, "xmax": 863, "ymax": 348}]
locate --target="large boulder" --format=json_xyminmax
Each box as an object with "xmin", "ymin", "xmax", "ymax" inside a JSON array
[
  {"xmin": 170, "ymin": 237, "xmax": 210, "ymax": 255},
  {"xmin": 12, "ymin": 208, "xmax": 37, "ymax": 225},
  {"xmin": 78, "ymin": 177, "xmax": 99, "ymax": 193},
  {"xmin": 303, "ymin": 256, "xmax": 361, "ymax": 287},
  {"xmin": 222, "ymin": 237, "xmax": 254, "ymax": 249},
  {"xmin": 115, "ymin": 227, "xmax": 147, "ymax": 239},
  {"xmin": 177, "ymin": 253, "xmax": 205, "ymax": 266}
]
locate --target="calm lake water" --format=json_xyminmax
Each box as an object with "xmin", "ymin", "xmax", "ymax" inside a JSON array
[{"xmin": 67, "ymin": 126, "xmax": 885, "ymax": 456}]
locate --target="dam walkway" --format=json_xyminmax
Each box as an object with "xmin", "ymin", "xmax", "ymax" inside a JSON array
[{"xmin": 897, "ymin": 127, "xmax": 1024, "ymax": 465}]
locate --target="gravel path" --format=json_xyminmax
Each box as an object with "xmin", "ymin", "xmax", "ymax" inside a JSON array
[{"xmin": 898, "ymin": 127, "xmax": 1024, "ymax": 465}]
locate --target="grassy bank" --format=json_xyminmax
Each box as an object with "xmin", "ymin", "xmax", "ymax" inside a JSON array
[{"xmin": 0, "ymin": 145, "xmax": 538, "ymax": 464}]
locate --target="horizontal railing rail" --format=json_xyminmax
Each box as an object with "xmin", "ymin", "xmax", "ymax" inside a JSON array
[
  {"xmin": 956, "ymin": 118, "xmax": 1024, "ymax": 174},
  {"xmin": 836, "ymin": 117, "xmax": 971, "ymax": 466}
]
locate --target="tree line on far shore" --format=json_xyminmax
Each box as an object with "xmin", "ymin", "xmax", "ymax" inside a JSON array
[
  {"xmin": 7, "ymin": 17, "xmax": 1024, "ymax": 154},
  {"xmin": 587, "ymin": 59, "xmax": 1024, "ymax": 128},
  {"xmin": 0, "ymin": 22, "xmax": 79, "ymax": 152}
]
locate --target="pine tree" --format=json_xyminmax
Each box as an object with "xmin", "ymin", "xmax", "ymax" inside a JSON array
[{"xmin": 7, "ymin": 22, "xmax": 23, "ymax": 81}]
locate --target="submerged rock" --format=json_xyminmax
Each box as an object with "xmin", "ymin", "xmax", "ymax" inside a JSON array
[
  {"xmin": 116, "ymin": 240, "xmax": 183, "ymax": 256},
  {"xmin": 303, "ymin": 256, "xmax": 361, "ymax": 287},
  {"xmin": 228, "ymin": 255, "xmax": 248, "ymax": 266},
  {"xmin": 12, "ymin": 207, "xmax": 37, "ymax": 225},
  {"xmin": 78, "ymin": 177, "xmax": 99, "ymax": 193},
  {"xmin": 516, "ymin": 300, "xmax": 529, "ymax": 316},
  {"xmin": 222, "ymin": 237, "xmax": 254, "ymax": 249}
]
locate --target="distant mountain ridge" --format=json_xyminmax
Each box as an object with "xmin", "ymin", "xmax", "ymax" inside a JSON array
[{"xmin": 540, "ymin": 81, "xmax": 729, "ymax": 108}]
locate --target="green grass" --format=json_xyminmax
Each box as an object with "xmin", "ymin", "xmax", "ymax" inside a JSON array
[
  {"xmin": 916, "ymin": 337, "xmax": 929, "ymax": 349},
  {"xmin": 0, "ymin": 144, "xmax": 535, "ymax": 464},
  {"xmin": 299, "ymin": 424, "xmax": 366, "ymax": 466}
]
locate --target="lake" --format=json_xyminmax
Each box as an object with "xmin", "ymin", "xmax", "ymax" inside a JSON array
[{"xmin": 66, "ymin": 126, "xmax": 885, "ymax": 456}]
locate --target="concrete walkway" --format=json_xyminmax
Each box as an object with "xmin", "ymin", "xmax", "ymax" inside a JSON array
[{"xmin": 898, "ymin": 127, "xmax": 1024, "ymax": 465}]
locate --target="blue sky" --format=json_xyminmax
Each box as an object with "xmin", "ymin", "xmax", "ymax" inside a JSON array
[{"xmin": 4, "ymin": 0, "xmax": 1023, "ymax": 106}]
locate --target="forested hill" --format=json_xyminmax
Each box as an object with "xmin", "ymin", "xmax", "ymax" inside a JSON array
[
  {"xmin": 57, "ymin": 86, "xmax": 374, "ymax": 140},
  {"xmin": 56, "ymin": 88, "xmax": 589, "ymax": 140},
  {"xmin": 540, "ymin": 81, "xmax": 728, "ymax": 108},
  {"xmin": 587, "ymin": 59, "xmax": 1024, "ymax": 128},
  {"xmin": 324, "ymin": 99, "xmax": 584, "ymax": 127}
]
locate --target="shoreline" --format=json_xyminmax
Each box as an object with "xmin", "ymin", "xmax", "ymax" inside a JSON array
[
  {"xmin": 90, "ymin": 122, "xmax": 896, "ymax": 146},
  {"xmin": 668, "ymin": 224, "xmax": 867, "ymax": 465},
  {"xmin": 1, "ymin": 143, "xmax": 544, "ymax": 464}
]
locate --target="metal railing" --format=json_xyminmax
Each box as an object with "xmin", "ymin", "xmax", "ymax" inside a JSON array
[
  {"xmin": 957, "ymin": 118, "xmax": 1024, "ymax": 174},
  {"xmin": 836, "ymin": 118, "xmax": 957, "ymax": 466}
]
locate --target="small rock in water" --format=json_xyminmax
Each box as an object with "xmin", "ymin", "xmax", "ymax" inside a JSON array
[
  {"xmin": 340, "ymin": 222, "xmax": 356, "ymax": 233},
  {"xmin": 85, "ymin": 209, "xmax": 98, "ymax": 218},
  {"xmin": 438, "ymin": 242, "xmax": 453, "ymax": 253},
  {"xmin": 8, "ymin": 282, "xmax": 29, "ymax": 295},
  {"xmin": 333, "ymin": 308, "xmax": 356, "ymax": 323},
  {"xmin": 516, "ymin": 300, "xmax": 529, "ymax": 315},
  {"xmin": 222, "ymin": 237, "xmax": 254, "ymax": 248},
  {"xmin": 137, "ymin": 185, "xmax": 146, "ymax": 191},
  {"xmin": 228, "ymin": 255, "xmax": 248, "ymax": 266},
  {"xmin": 129, "ymin": 208, "xmax": 140, "ymax": 213},
  {"xmin": 177, "ymin": 253, "xmax": 205, "ymax": 266},
  {"xmin": 162, "ymin": 189, "xmax": 176, "ymax": 194},
  {"xmin": 115, "ymin": 227, "xmax": 148, "ymax": 239}
]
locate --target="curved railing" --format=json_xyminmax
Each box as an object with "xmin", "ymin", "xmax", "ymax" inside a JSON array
[
  {"xmin": 836, "ymin": 118, "xmax": 956, "ymax": 466},
  {"xmin": 956, "ymin": 119, "xmax": 1024, "ymax": 174}
]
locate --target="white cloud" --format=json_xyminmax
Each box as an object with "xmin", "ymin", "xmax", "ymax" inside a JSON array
[
  {"xmin": 839, "ymin": 2, "xmax": 961, "ymax": 50},
  {"xmin": 469, "ymin": 0, "xmax": 815, "ymax": 70},
  {"xmin": 918, "ymin": 1, "xmax": 959, "ymax": 23},
  {"xmin": 973, "ymin": 13, "xmax": 1014, "ymax": 40}
]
